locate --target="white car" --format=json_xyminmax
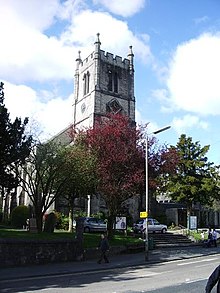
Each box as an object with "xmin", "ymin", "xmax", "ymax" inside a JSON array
[{"xmin": 133, "ymin": 218, "xmax": 167, "ymax": 234}]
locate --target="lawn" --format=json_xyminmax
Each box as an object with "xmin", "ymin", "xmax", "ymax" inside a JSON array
[{"xmin": 0, "ymin": 227, "xmax": 143, "ymax": 248}]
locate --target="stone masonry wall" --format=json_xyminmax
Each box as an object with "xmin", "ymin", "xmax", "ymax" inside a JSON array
[
  {"xmin": 0, "ymin": 239, "xmax": 127, "ymax": 268},
  {"xmin": 0, "ymin": 238, "xmax": 78, "ymax": 268}
]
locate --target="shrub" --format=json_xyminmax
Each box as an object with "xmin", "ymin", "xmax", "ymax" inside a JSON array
[
  {"xmin": 55, "ymin": 212, "xmax": 69, "ymax": 230},
  {"xmin": 43, "ymin": 212, "xmax": 57, "ymax": 233},
  {"xmin": 11, "ymin": 205, "xmax": 30, "ymax": 228}
]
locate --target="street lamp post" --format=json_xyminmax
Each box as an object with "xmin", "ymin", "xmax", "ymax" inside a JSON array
[{"xmin": 145, "ymin": 125, "xmax": 171, "ymax": 261}]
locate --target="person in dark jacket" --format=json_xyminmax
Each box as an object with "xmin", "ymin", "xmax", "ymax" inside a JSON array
[
  {"xmin": 97, "ymin": 234, "xmax": 110, "ymax": 264},
  {"xmin": 205, "ymin": 265, "xmax": 220, "ymax": 292},
  {"xmin": 207, "ymin": 228, "xmax": 213, "ymax": 247}
]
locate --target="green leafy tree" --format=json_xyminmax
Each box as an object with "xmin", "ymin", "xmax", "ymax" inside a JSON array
[
  {"xmin": 167, "ymin": 134, "xmax": 220, "ymax": 218},
  {"xmin": 58, "ymin": 141, "xmax": 98, "ymax": 232},
  {"xmin": 17, "ymin": 142, "xmax": 70, "ymax": 232}
]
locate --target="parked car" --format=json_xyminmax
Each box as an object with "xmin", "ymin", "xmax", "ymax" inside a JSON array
[
  {"xmin": 82, "ymin": 217, "xmax": 107, "ymax": 233},
  {"xmin": 133, "ymin": 219, "xmax": 145, "ymax": 233},
  {"xmin": 133, "ymin": 218, "xmax": 167, "ymax": 234}
]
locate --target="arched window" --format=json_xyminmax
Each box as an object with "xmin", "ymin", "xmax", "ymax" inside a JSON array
[
  {"xmin": 83, "ymin": 72, "xmax": 90, "ymax": 95},
  {"xmin": 114, "ymin": 72, "xmax": 118, "ymax": 93},
  {"xmin": 83, "ymin": 73, "xmax": 86, "ymax": 96},
  {"xmin": 86, "ymin": 72, "xmax": 90, "ymax": 94},
  {"xmin": 107, "ymin": 70, "xmax": 118, "ymax": 93},
  {"xmin": 108, "ymin": 70, "xmax": 113, "ymax": 91}
]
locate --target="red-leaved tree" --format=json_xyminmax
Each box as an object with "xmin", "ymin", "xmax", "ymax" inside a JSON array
[{"xmin": 82, "ymin": 114, "xmax": 145, "ymax": 236}]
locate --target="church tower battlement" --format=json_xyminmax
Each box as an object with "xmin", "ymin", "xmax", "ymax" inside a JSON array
[
  {"xmin": 73, "ymin": 33, "xmax": 135, "ymax": 130},
  {"xmin": 78, "ymin": 49, "xmax": 131, "ymax": 69}
]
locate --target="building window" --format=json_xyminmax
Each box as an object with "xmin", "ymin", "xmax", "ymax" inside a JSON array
[
  {"xmin": 83, "ymin": 71, "xmax": 90, "ymax": 95},
  {"xmin": 108, "ymin": 70, "xmax": 113, "ymax": 91},
  {"xmin": 114, "ymin": 72, "xmax": 118, "ymax": 93},
  {"xmin": 108, "ymin": 70, "xmax": 118, "ymax": 93},
  {"xmin": 106, "ymin": 98, "xmax": 122, "ymax": 114}
]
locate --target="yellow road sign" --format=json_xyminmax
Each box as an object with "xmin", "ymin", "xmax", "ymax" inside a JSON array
[{"xmin": 140, "ymin": 211, "xmax": 148, "ymax": 218}]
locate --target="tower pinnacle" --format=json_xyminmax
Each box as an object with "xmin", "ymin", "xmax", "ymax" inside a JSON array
[{"xmin": 94, "ymin": 33, "xmax": 101, "ymax": 52}]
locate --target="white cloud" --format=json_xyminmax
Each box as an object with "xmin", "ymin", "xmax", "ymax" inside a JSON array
[
  {"xmin": 0, "ymin": 1, "xmax": 75, "ymax": 83},
  {"xmin": 0, "ymin": 1, "xmax": 152, "ymax": 137},
  {"xmin": 166, "ymin": 33, "xmax": 220, "ymax": 116},
  {"xmin": 61, "ymin": 9, "xmax": 152, "ymax": 63},
  {"xmin": 0, "ymin": 1, "xmax": 151, "ymax": 84},
  {"xmin": 1, "ymin": 0, "xmax": 60, "ymax": 31},
  {"xmin": 37, "ymin": 95, "xmax": 73, "ymax": 138},
  {"xmin": 194, "ymin": 16, "xmax": 209, "ymax": 25},
  {"xmin": 151, "ymin": 89, "xmax": 174, "ymax": 113},
  {"xmin": 93, "ymin": 0, "xmax": 145, "ymax": 17},
  {"xmin": 3, "ymin": 82, "xmax": 73, "ymax": 139},
  {"xmin": 171, "ymin": 115, "xmax": 209, "ymax": 135}
]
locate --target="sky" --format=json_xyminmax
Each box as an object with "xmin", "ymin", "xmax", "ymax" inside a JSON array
[{"xmin": 1, "ymin": 0, "xmax": 220, "ymax": 164}]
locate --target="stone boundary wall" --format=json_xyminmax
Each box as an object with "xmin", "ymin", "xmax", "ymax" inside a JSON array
[
  {"xmin": 0, "ymin": 238, "xmax": 78, "ymax": 268},
  {"xmin": 0, "ymin": 238, "xmax": 129, "ymax": 268}
]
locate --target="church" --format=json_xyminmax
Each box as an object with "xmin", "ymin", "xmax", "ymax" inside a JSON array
[
  {"xmin": 73, "ymin": 33, "xmax": 135, "ymax": 130},
  {"xmin": 53, "ymin": 33, "xmax": 135, "ymax": 142},
  {"xmin": 2, "ymin": 33, "xmax": 140, "ymax": 222},
  {"xmin": 45, "ymin": 33, "xmax": 139, "ymax": 219}
]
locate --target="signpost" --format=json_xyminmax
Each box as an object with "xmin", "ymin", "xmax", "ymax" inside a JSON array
[{"xmin": 140, "ymin": 211, "xmax": 147, "ymax": 218}]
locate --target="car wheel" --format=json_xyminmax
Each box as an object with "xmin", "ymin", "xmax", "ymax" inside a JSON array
[
  {"xmin": 161, "ymin": 228, "xmax": 166, "ymax": 234},
  {"xmin": 84, "ymin": 227, "xmax": 90, "ymax": 233}
]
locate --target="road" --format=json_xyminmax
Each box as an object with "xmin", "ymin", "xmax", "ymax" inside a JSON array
[{"xmin": 1, "ymin": 253, "xmax": 220, "ymax": 293}]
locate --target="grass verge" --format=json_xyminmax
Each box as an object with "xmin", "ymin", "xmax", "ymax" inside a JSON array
[{"xmin": 0, "ymin": 227, "xmax": 142, "ymax": 248}]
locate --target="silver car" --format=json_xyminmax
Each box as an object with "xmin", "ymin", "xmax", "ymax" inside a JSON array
[
  {"xmin": 133, "ymin": 218, "xmax": 167, "ymax": 234},
  {"xmin": 83, "ymin": 217, "xmax": 107, "ymax": 233}
]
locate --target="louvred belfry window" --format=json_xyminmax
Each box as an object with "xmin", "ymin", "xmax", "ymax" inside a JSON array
[
  {"xmin": 83, "ymin": 71, "xmax": 90, "ymax": 95},
  {"xmin": 108, "ymin": 70, "xmax": 118, "ymax": 93}
]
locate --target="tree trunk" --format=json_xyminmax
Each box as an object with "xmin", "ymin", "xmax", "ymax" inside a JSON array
[
  {"xmin": 75, "ymin": 217, "xmax": 84, "ymax": 261},
  {"xmin": 68, "ymin": 198, "xmax": 74, "ymax": 232},
  {"xmin": 35, "ymin": 208, "xmax": 43, "ymax": 232},
  {"xmin": 68, "ymin": 208, "xmax": 73, "ymax": 232},
  {"xmin": 107, "ymin": 213, "xmax": 115, "ymax": 239},
  {"xmin": 2, "ymin": 190, "xmax": 9, "ymax": 221}
]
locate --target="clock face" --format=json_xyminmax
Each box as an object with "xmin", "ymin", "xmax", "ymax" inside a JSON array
[{"xmin": 81, "ymin": 102, "xmax": 86, "ymax": 113}]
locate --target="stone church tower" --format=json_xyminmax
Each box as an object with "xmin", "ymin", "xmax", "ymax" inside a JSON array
[
  {"xmin": 72, "ymin": 34, "xmax": 137, "ymax": 217},
  {"xmin": 73, "ymin": 33, "xmax": 135, "ymax": 130}
]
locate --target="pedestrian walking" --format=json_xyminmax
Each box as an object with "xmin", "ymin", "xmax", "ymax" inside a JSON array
[
  {"xmin": 212, "ymin": 229, "xmax": 218, "ymax": 247},
  {"xmin": 205, "ymin": 264, "xmax": 220, "ymax": 292},
  {"xmin": 97, "ymin": 234, "xmax": 110, "ymax": 264},
  {"xmin": 207, "ymin": 228, "xmax": 213, "ymax": 247}
]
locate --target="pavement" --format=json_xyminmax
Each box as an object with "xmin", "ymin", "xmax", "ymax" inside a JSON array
[{"xmin": 1, "ymin": 245, "xmax": 220, "ymax": 282}]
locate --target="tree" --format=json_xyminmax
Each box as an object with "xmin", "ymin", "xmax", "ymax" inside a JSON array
[
  {"xmin": 81, "ymin": 114, "xmax": 179, "ymax": 236},
  {"xmin": 167, "ymin": 134, "xmax": 220, "ymax": 219},
  {"xmin": 17, "ymin": 141, "xmax": 70, "ymax": 232},
  {"xmin": 83, "ymin": 114, "xmax": 145, "ymax": 236},
  {"xmin": 58, "ymin": 141, "xmax": 98, "ymax": 232},
  {"xmin": 0, "ymin": 82, "xmax": 32, "ymax": 215}
]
